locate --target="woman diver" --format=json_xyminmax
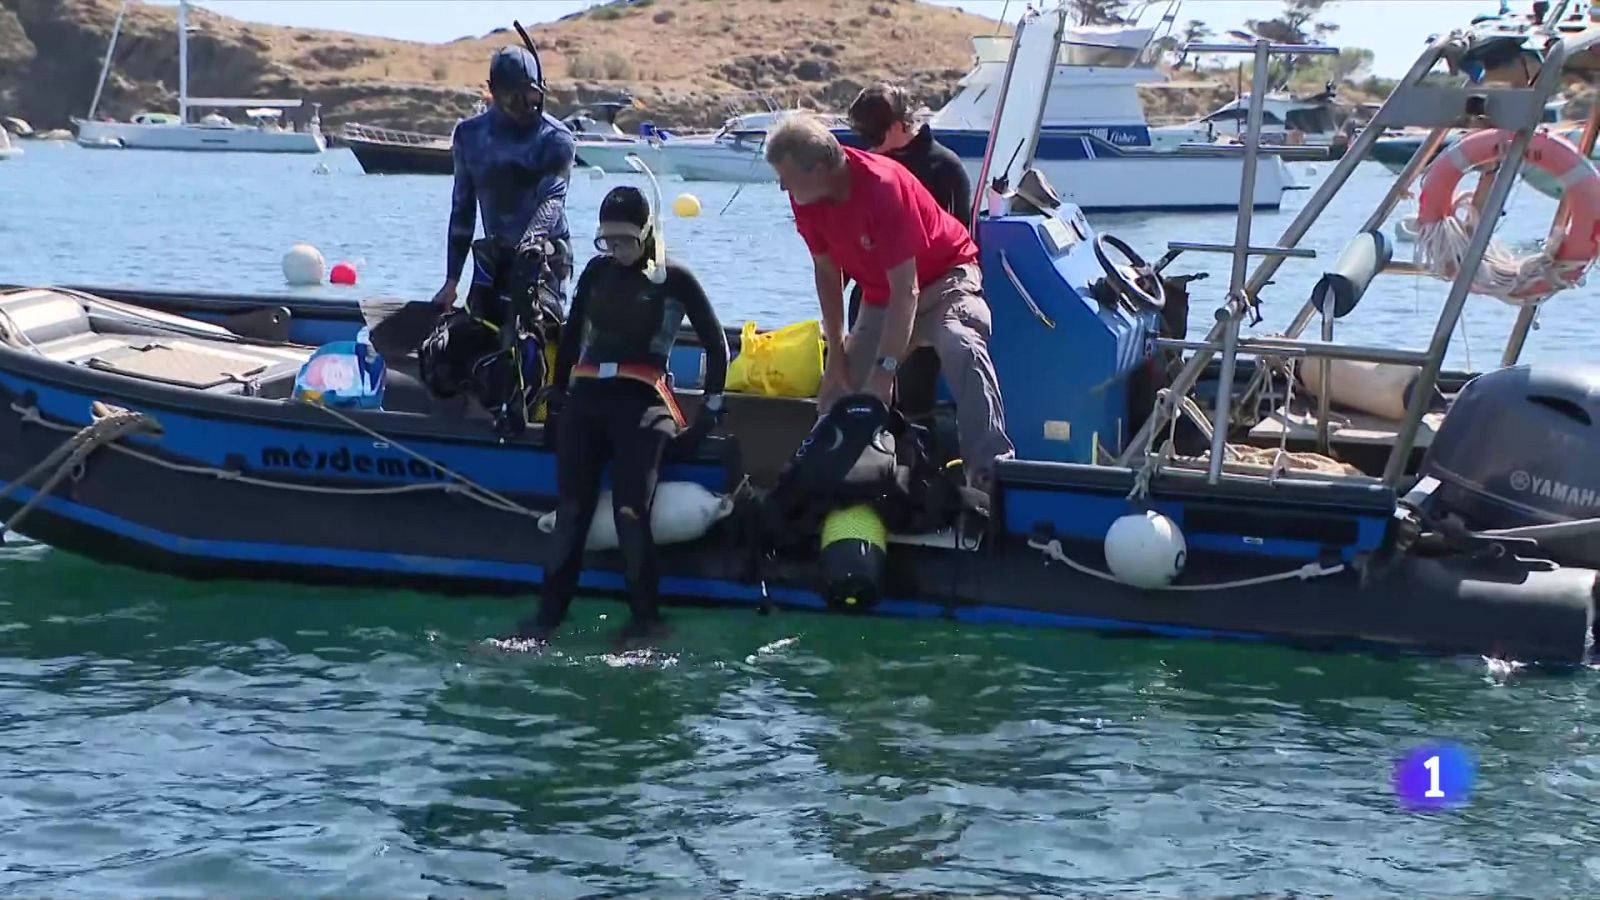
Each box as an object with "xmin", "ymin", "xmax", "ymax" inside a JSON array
[{"xmin": 514, "ymin": 185, "xmax": 730, "ymax": 646}]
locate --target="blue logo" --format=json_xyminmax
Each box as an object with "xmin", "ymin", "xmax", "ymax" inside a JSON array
[{"xmin": 1393, "ymin": 743, "xmax": 1475, "ymax": 811}]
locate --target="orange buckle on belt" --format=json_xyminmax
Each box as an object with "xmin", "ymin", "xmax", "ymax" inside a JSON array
[{"xmin": 571, "ymin": 361, "xmax": 686, "ymax": 429}]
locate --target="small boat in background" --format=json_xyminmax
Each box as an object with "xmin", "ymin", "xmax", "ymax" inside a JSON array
[
  {"xmin": 343, "ymin": 123, "xmax": 453, "ymax": 175},
  {"xmin": 1150, "ymin": 82, "xmax": 1348, "ymax": 158},
  {"xmin": 72, "ymin": 0, "xmax": 325, "ymax": 153},
  {"xmin": 656, "ymin": 93, "xmax": 847, "ymax": 183},
  {"xmin": 0, "ymin": 128, "xmax": 20, "ymax": 160},
  {"xmin": 562, "ymin": 96, "xmax": 672, "ymax": 174}
]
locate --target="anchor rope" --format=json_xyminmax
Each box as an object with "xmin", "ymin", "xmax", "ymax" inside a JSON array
[
  {"xmin": 1027, "ymin": 537, "xmax": 1346, "ymax": 592},
  {"xmin": 0, "ymin": 405, "xmax": 160, "ymax": 533}
]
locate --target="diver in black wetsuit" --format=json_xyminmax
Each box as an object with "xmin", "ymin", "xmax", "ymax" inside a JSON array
[
  {"xmin": 514, "ymin": 186, "xmax": 731, "ymax": 645},
  {"xmin": 434, "ymin": 45, "xmax": 577, "ymax": 316}
]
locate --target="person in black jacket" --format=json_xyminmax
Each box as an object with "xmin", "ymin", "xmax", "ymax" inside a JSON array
[{"xmin": 845, "ymin": 83, "xmax": 976, "ymax": 430}]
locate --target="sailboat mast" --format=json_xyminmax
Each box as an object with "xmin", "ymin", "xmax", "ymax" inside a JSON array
[
  {"xmin": 87, "ymin": 0, "xmax": 127, "ymax": 120},
  {"xmin": 178, "ymin": 0, "xmax": 189, "ymax": 123}
]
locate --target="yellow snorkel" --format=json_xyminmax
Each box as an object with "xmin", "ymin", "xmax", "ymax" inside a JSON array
[{"xmin": 625, "ymin": 152, "xmax": 669, "ymax": 285}]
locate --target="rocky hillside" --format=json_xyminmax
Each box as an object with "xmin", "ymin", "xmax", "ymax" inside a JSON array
[
  {"xmin": 0, "ymin": 0, "xmax": 1395, "ymax": 137},
  {"xmin": 0, "ymin": 0, "xmax": 1006, "ymax": 134}
]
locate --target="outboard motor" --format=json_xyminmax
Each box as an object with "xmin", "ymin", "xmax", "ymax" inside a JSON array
[{"xmin": 1418, "ymin": 365, "xmax": 1600, "ymax": 564}]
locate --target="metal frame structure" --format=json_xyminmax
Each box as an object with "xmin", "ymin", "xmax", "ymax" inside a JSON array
[{"xmin": 1116, "ymin": 28, "xmax": 1574, "ymax": 490}]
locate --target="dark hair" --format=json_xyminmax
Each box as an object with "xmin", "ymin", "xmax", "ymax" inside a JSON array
[
  {"xmin": 848, "ymin": 84, "xmax": 915, "ymax": 145},
  {"xmin": 599, "ymin": 185, "xmax": 651, "ymax": 229}
]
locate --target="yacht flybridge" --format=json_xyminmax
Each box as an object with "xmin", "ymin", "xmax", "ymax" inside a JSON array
[{"xmin": 72, "ymin": 0, "xmax": 324, "ymax": 154}]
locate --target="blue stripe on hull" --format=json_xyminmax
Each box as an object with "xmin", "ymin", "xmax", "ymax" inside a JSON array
[{"xmin": 0, "ymin": 480, "xmax": 1291, "ymax": 646}]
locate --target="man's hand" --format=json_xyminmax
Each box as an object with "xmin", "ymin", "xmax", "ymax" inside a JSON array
[
  {"xmin": 431, "ymin": 279, "xmax": 458, "ymax": 312},
  {"xmin": 819, "ymin": 339, "xmax": 849, "ymax": 403},
  {"xmin": 864, "ymin": 366, "xmax": 896, "ymax": 403}
]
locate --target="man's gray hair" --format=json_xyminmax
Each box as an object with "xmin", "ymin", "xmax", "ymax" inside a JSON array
[{"xmin": 763, "ymin": 113, "xmax": 845, "ymax": 171}]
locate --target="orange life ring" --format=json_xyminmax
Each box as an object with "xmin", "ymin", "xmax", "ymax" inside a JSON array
[{"xmin": 1415, "ymin": 129, "xmax": 1600, "ymax": 301}]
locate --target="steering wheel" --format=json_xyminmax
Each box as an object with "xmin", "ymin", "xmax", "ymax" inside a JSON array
[{"xmin": 1093, "ymin": 233, "xmax": 1166, "ymax": 315}]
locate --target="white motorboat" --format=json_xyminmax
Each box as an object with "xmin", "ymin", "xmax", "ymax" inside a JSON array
[
  {"xmin": 656, "ymin": 95, "xmax": 847, "ymax": 183},
  {"xmin": 0, "ymin": 128, "xmax": 20, "ymax": 160},
  {"xmin": 71, "ymin": 0, "xmax": 325, "ymax": 154},
  {"xmin": 922, "ymin": 18, "xmax": 1296, "ymax": 213},
  {"xmin": 1149, "ymin": 84, "xmax": 1347, "ymax": 151},
  {"xmin": 563, "ymin": 98, "xmax": 671, "ymax": 175}
]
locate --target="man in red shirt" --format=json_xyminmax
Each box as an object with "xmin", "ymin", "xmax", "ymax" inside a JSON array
[{"xmin": 764, "ymin": 114, "xmax": 1013, "ymax": 491}]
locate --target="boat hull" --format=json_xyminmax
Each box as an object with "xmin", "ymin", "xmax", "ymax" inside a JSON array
[
  {"xmin": 575, "ymin": 139, "xmax": 670, "ymax": 174},
  {"xmin": 0, "ymin": 288, "xmax": 1590, "ymax": 664},
  {"xmin": 73, "ymin": 119, "xmax": 325, "ymax": 154},
  {"xmin": 346, "ymin": 135, "xmax": 453, "ymax": 175}
]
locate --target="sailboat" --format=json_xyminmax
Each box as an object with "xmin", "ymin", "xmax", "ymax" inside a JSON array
[{"xmin": 72, "ymin": 0, "xmax": 325, "ymax": 154}]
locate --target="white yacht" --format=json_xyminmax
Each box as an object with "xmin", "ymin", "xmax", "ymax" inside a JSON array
[
  {"xmin": 72, "ymin": 0, "xmax": 325, "ymax": 154},
  {"xmin": 921, "ymin": 23, "xmax": 1295, "ymax": 212}
]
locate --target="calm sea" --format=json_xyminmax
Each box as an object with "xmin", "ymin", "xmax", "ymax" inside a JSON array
[{"xmin": 0, "ymin": 141, "xmax": 1597, "ymax": 897}]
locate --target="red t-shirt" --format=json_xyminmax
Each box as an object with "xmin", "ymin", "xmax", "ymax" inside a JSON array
[{"xmin": 791, "ymin": 146, "xmax": 978, "ymax": 307}]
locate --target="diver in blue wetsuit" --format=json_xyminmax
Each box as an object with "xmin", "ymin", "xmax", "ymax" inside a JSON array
[{"xmin": 432, "ymin": 45, "xmax": 577, "ymax": 316}]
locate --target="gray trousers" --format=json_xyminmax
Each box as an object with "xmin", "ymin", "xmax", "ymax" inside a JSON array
[{"xmin": 820, "ymin": 263, "xmax": 1015, "ymax": 488}]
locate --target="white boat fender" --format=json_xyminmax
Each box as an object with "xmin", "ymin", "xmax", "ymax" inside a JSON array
[
  {"xmin": 282, "ymin": 243, "xmax": 326, "ymax": 286},
  {"xmin": 1104, "ymin": 511, "xmax": 1187, "ymax": 589},
  {"xmin": 1299, "ymin": 358, "xmax": 1419, "ymax": 422},
  {"xmin": 536, "ymin": 481, "xmax": 735, "ymax": 551}
]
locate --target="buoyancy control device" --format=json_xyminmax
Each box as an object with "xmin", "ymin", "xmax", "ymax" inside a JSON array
[
  {"xmin": 758, "ymin": 393, "xmax": 972, "ymax": 610},
  {"xmin": 418, "ymin": 236, "xmax": 565, "ymax": 438}
]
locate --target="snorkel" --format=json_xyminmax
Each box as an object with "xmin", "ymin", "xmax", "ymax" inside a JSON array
[{"xmin": 626, "ymin": 152, "xmax": 669, "ymax": 285}]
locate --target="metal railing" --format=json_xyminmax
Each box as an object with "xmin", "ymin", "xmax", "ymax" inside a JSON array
[
  {"xmin": 1114, "ymin": 30, "xmax": 1572, "ymax": 490},
  {"xmin": 340, "ymin": 123, "xmax": 449, "ymax": 148}
]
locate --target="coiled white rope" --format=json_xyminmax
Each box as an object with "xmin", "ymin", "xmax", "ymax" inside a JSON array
[{"xmin": 1413, "ymin": 190, "xmax": 1589, "ymax": 306}]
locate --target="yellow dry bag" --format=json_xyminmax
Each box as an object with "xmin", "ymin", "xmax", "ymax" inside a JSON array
[{"xmin": 726, "ymin": 319, "xmax": 825, "ymax": 398}]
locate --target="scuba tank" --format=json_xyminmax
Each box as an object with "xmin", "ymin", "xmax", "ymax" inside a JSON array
[{"xmin": 819, "ymin": 503, "xmax": 888, "ymax": 611}]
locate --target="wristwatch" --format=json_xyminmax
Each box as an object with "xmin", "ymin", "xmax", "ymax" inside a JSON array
[{"xmin": 875, "ymin": 356, "xmax": 899, "ymax": 374}]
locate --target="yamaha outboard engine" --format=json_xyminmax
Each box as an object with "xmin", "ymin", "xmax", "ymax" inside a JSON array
[{"xmin": 1417, "ymin": 364, "xmax": 1600, "ymax": 566}]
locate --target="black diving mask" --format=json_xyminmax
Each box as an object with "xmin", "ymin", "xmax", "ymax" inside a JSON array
[{"xmin": 594, "ymin": 234, "xmax": 643, "ymax": 255}]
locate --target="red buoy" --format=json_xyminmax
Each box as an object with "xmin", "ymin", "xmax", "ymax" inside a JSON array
[{"xmin": 330, "ymin": 261, "xmax": 358, "ymax": 286}]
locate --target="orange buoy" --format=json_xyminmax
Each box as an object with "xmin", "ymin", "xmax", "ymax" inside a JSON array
[{"xmin": 330, "ymin": 261, "xmax": 358, "ymax": 286}]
